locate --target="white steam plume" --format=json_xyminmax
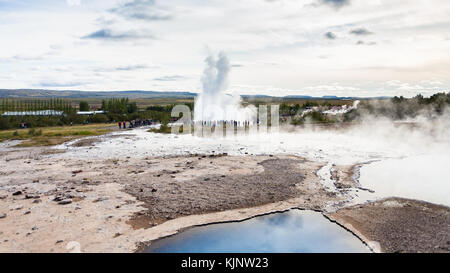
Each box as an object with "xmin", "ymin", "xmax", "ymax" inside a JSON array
[{"xmin": 194, "ymin": 52, "xmax": 255, "ymax": 122}]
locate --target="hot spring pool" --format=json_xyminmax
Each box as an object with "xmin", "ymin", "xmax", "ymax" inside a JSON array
[{"xmin": 144, "ymin": 210, "xmax": 370, "ymax": 253}]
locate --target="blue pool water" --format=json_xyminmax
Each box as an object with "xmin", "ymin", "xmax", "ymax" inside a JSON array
[{"xmin": 144, "ymin": 210, "xmax": 370, "ymax": 253}]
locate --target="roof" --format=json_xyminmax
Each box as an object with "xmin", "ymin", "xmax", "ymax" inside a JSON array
[
  {"xmin": 76, "ymin": 111, "xmax": 106, "ymax": 115},
  {"xmin": 1, "ymin": 110, "xmax": 64, "ymax": 116}
]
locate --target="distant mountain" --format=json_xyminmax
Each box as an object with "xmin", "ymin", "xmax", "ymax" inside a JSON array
[
  {"xmin": 0, "ymin": 89, "xmax": 197, "ymax": 99},
  {"xmin": 282, "ymin": 95, "xmax": 314, "ymax": 99},
  {"xmin": 0, "ymin": 89, "xmax": 391, "ymax": 100},
  {"xmin": 284, "ymin": 95, "xmax": 390, "ymax": 100}
]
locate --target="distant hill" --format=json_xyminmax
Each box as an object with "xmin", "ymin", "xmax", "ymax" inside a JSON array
[
  {"xmin": 0, "ymin": 89, "xmax": 197, "ymax": 99},
  {"xmin": 0, "ymin": 89, "xmax": 390, "ymax": 100}
]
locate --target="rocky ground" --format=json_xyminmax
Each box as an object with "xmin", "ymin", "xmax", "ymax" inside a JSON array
[
  {"xmin": 326, "ymin": 197, "xmax": 450, "ymax": 253},
  {"xmin": 0, "ymin": 141, "xmax": 345, "ymax": 252},
  {"xmin": 0, "ymin": 136, "xmax": 449, "ymax": 253}
]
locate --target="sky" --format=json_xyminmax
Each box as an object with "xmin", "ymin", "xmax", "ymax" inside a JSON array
[{"xmin": 0, "ymin": 0, "xmax": 449, "ymax": 97}]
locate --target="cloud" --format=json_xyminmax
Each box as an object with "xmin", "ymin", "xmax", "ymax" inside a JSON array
[
  {"xmin": 356, "ymin": 40, "xmax": 376, "ymax": 45},
  {"xmin": 154, "ymin": 75, "xmax": 187, "ymax": 81},
  {"xmin": 66, "ymin": 0, "xmax": 81, "ymax": 7},
  {"xmin": 12, "ymin": 55, "xmax": 43, "ymax": 61},
  {"xmin": 110, "ymin": 0, "xmax": 172, "ymax": 21},
  {"xmin": 91, "ymin": 64, "xmax": 156, "ymax": 73},
  {"xmin": 324, "ymin": 31, "xmax": 337, "ymax": 39},
  {"xmin": 39, "ymin": 81, "xmax": 86, "ymax": 88},
  {"xmin": 318, "ymin": 0, "xmax": 351, "ymax": 9},
  {"xmin": 115, "ymin": 65, "xmax": 149, "ymax": 71},
  {"xmin": 350, "ymin": 28, "xmax": 374, "ymax": 36},
  {"xmin": 81, "ymin": 28, "xmax": 155, "ymax": 40}
]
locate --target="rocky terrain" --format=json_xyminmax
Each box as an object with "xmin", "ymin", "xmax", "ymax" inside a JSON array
[{"xmin": 0, "ymin": 136, "xmax": 449, "ymax": 253}]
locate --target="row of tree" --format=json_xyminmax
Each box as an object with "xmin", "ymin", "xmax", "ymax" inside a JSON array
[
  {"xmin": 0, "ymin": 99, "xmax": 75, "ymax": 113},
  {"xmin": 344, "ymin": 92, "xmax": 450, "ymax": 121},
  {"xmin": 100, "ymin": 98, "xmax": 138, "ymax": 114}
]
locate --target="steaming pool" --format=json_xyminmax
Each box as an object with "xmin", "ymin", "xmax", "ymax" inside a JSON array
[
  {"xmin": 143, "ymin": 210, "xmax": 370, "ymax": 253},
  {"xmin": 359, "ymin": 154, "xmax": 450, "ymax": 207}
]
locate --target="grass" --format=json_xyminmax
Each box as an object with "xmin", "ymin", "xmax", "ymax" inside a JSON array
[{"xmin": 0, "ymin": 123, "xmax": 115, "ymax": 147}]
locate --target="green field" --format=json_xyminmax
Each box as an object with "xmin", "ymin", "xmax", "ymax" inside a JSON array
[{"xmin": 0, "ymin": 123, "xmax": 115, "ymax": 147}]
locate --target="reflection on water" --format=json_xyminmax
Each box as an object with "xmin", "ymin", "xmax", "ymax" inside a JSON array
[
  {"xmin": 144, "ymin": 210, "xmax": 370, "ymax": 253},
  {"xmin": 359, "ymin": 154, "xmax": 450, "ymax": 207}
]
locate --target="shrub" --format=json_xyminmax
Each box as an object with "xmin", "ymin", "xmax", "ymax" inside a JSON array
[{"xmin": 27, "ymin": 128, "xmax": 42, "ymax": 136}]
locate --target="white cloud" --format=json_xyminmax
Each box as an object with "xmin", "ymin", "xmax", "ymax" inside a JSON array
[
  {"xmin": 66, "ymin": 0, "xmax": 81, "ymax": 7},
  {"xmin": 0, "ymin": 0, "xmax": 449, "ymax": 97}
]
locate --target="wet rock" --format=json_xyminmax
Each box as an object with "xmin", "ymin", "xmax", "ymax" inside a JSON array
[
  {"xmin": 58, "ymin": 199, "xmax": 72, "ymax": 205},
  {"xmin": 25, "ymin": 194, "xmax": 40, "ymax": 199},
  {"xmin": 93, "ymin": 197, "xmax": 109, "ymax": 203},
  {"xmin": 53, "ymin": 196, "xmax": 64, "ymax": 202}
]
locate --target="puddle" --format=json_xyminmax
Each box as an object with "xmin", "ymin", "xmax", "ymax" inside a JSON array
[{"xmin": 144, "ymin": 210, "xmax": 370, "ymax": 253}]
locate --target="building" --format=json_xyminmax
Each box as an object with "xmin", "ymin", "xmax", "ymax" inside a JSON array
[
  {"xmin": 1, "ymin": 110, "xmax": 64, "ymax": 116},
  {"xmin": 76, "ymin": 111, "xmax": 106, "ymax": 115}
]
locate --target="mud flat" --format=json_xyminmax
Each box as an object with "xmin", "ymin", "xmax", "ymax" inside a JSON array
[
  {"xmin": 0, "ymin": 135, "xmax": 449, "ymax": 253},
  {"xmin": 0, "ymin": 144, "xmax": 346, "ymax": 252},
  {"xmin": 325, "ymin": 198, "xmax": 450, "ymax": 253}
]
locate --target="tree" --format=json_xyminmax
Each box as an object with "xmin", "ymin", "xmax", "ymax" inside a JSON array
[
  {"xmin": 79, "ymin": 101, "xmax": 90, "ymax": 111},
  {"xmin": 127, "ymin": 102, "xmax": 138, "ymax": 113}
]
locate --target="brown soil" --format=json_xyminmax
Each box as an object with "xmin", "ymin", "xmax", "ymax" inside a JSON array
[
  {"xmin": 124, "ymin": 157, "xmax": 313, "ymax": 227},
  {"xmin": 0, "ymin": 145, "xmax": 339, "ymax": 252},
  {"xmin": 326, "ymin": 197, "xmax": 450, "ymax": 253},
  {"xmin": 1, "ymin": 135, "xmax": 448, "ymax": 253}
]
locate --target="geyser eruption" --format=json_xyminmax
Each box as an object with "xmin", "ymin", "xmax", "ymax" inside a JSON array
[{"xmin": 194, "ymin": 53, "xmax": 256, "ymax": 122}]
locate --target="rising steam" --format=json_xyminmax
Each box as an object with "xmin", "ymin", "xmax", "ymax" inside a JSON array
[{"xmin": 194, "ymin": 53, "xmax": 256, "ymax": 122}]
